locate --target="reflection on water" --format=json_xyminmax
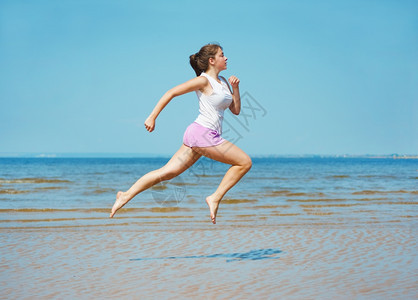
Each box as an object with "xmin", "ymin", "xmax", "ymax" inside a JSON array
[{"xmin": 130, "ymin": 248, "xmax": 282, "ymax": 262}]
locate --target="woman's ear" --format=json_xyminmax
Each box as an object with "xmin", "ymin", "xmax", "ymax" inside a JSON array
[{"xmin": 208, "ymin": 57, "xmax": 215, "ymax": 65}]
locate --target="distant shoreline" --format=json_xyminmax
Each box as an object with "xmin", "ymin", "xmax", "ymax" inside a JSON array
[{"xmin": 0, "ymin": 153, "xmax": 417, "ymax": 159}]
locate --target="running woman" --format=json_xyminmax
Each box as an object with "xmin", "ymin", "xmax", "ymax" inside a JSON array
[{"xmin": 110, "ymin": 43, "xmax": 252, "ymax": 224}]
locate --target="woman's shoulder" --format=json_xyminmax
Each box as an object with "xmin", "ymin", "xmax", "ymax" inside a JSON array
[
  {"xmin": 185, "ymin": 75, "xmax": 208, "ymax": 84},
  {"xmin": 193, "ymin": 75, "xmax": 209, "ymax": 86},
  {"xmin": 200, "ymin": 72, "xmax": 214, "ymax": 81},
  {"xmin": 187, "ymin": 75, "xmax": 209, "ymax": 94}
]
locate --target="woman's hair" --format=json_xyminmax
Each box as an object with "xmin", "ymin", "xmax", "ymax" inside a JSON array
[{"xmin": 189, "ymin": 43, "xmax": 222, "ymax": 76}]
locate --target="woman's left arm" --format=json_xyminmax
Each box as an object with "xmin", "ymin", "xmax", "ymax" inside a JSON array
[
  {"xmin": 144, "ymin": 76, "xmax": 207, "ymax": 132},
  {"xmin": 228, "ymin": 76, "xmax": 240, "ymax": 115}
]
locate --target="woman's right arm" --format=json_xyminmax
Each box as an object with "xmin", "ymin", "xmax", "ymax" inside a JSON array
[{"xmin": 144, "ymin": 76, "xmax": 208, "ymax": 132}]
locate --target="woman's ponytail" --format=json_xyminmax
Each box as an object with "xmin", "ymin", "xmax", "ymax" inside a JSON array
[{"xmin": 189, "ymin": 53, "xmax": 202, "ymax": 76}]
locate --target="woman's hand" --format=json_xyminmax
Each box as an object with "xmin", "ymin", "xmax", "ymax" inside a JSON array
[
  {"xmin": 144, "ymin": 116, "xmax": 156, "ymax": 132},
  {"xmin": 228, "ymin": 76, "xmax": 240, "ymax": 89}
]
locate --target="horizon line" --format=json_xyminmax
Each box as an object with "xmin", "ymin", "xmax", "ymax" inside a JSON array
[{"xmin": 0, "ymin": 152, "xmax": 417, "ymax": 159}]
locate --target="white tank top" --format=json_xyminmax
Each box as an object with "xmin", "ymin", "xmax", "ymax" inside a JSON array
[{"xmin": 194, "ymin": 72, "xmax": 233, "ymax": 134}]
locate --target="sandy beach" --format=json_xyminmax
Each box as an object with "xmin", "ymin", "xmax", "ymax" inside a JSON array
[
  {"xmin": 1, "ymin": 157, "xmax": 417, "ymax": 298},
  {"xmin": 1, "ymin": 222, "xmax": 416, "ymax": 299}
]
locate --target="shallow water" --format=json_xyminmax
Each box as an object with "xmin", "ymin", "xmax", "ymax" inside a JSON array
[
  {"xmin": 0, "ymin": 157, "xmax": 416, "ymax": 228},
  {"xmin": 0, "ymin": 157, "xmax": 417, "ymax": 298}
]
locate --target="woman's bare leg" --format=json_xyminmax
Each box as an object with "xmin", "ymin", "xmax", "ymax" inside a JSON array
[
  {"xmin": 110, "ymin": 144, "xmax": 201, "ymax": 217},
  {"xmin": 193, "ymin": 140, "xmax": 252, "ymax": 224}
]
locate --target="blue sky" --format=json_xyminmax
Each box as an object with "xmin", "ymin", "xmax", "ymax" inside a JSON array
[{"xmin": 1, "ymin": 0, "xmax": 417, "ymax": 156}]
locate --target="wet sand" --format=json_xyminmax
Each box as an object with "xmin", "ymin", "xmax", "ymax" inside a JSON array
[
  {"xmin": 1, "ymin": 222, "xmax": 416, "ymax": 299},
  {"xmin": 1, "ymin": 157, "xmax": 417, "ymax": 298}
]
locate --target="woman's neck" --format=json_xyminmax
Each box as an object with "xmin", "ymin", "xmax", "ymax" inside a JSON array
[{"xmin": 205, "ymin": 69, "xmax": 221, "ymax": 82}]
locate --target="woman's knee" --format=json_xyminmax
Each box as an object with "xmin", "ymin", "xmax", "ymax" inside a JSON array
[{"xmin": 241, "ymin": 155, "xmax": 252, "ymax": 172}]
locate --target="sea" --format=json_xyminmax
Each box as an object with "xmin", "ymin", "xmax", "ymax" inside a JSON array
[
  {"xmin": 0, "ymin": 156, "xmax": 416, "ymax": 229},
  {"xmin": 1, "ymin": 156, "xmax": 417, "ymax": 299}
]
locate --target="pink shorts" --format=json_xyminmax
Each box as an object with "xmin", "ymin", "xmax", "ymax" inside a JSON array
[{"xmin": 183, "ymin": 122, "xmax": 225, "ymax": 148}]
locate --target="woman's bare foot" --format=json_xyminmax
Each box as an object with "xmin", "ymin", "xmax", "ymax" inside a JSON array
[
  {"xmin": 206, "ymin": 195, "xmax": 220, "ymax": 224},
  {"xmin": 110, "ymin": 191, "xmax": 128, "ymax": 218}
]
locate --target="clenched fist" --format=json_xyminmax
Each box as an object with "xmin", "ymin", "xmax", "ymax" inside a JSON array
[
  {"xmin": 144, "ymin": 116, "xmax": 155, "ymax": 132},
  {"xmin": 228, "ymin": 76, "xmax": 240, "ymax": 89}
]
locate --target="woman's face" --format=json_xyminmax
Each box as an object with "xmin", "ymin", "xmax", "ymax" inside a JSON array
[{"xmin": 212, "ymin": 48, "xmax": 228, "ymax": 71}]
